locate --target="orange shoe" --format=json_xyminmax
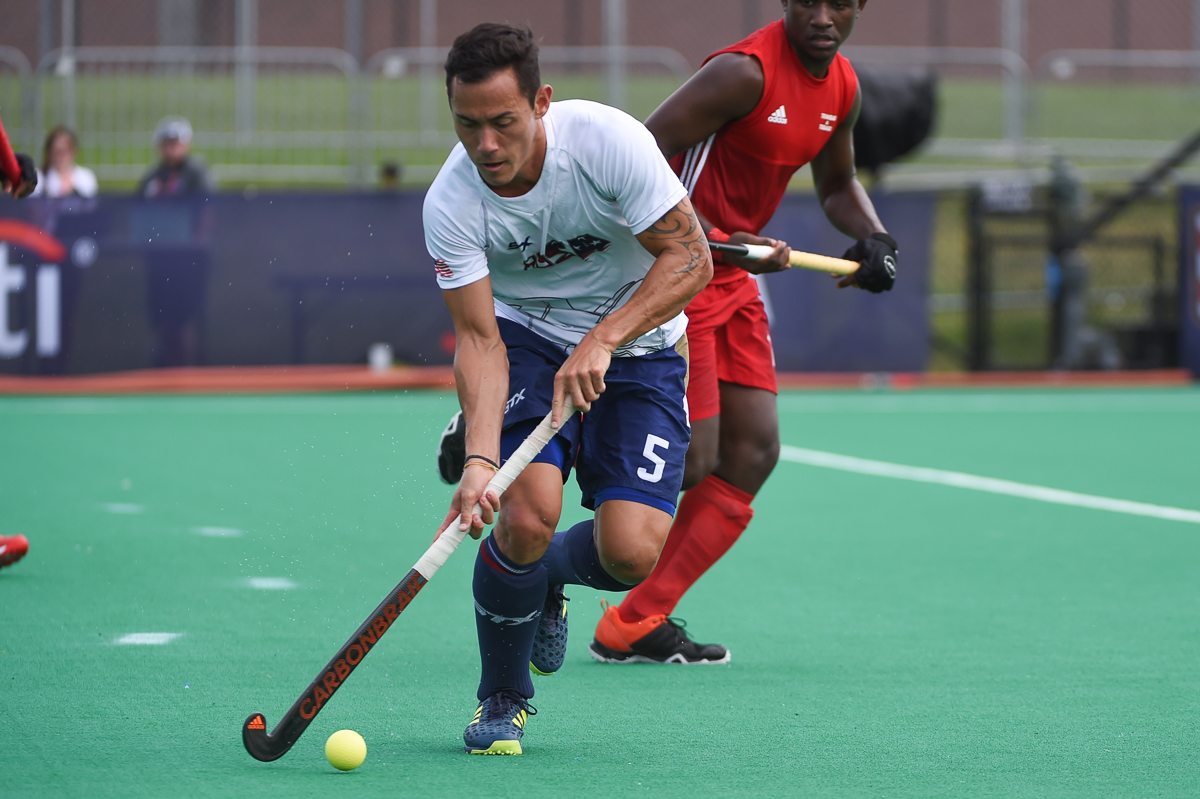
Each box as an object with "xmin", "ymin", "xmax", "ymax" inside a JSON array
[
  {"xmin": 588, "ymin": 600, "xmax": 730, "ymax": 665},
  {"xmin": 0, "ymin": 535, "xmax": 28, "ymax": 570}
]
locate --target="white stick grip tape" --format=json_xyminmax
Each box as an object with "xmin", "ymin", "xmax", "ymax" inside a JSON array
[
  {"xmin": 741, "ymin": 243, "xmax": 775, "ymax": 260},
  {"xmin": 414, "ymin": 399, "xmax": 577, "ymax": 579}
]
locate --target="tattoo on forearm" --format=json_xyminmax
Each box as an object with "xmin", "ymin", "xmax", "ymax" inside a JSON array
[
  {"xmin": 645, "ymin": 199, "xmax": 708, "ymax": 275},
  {"xmin": 679, "ymin": 240, "xmax": 708, "ymax": 274}
]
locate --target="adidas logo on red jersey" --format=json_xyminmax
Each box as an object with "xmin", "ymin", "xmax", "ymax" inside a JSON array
[{"xmin": 767, "ymin": 105, "xmax": 787, "ymax": 125}]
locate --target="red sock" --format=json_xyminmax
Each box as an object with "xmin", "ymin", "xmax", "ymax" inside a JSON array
[{"xmin": 618, "ymin": 473, "xmax": 754, "ymax": 623}]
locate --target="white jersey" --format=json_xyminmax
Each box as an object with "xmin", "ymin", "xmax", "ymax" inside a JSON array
[{"xmin": 424, "ymin": 99, "xmax": 688, "ymax": 357}]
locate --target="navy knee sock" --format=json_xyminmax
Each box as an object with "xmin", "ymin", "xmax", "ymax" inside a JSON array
[
  {"xmin": 541, "ymin": 520, "xmax": 631, "ymax": 593},
  {"xmin": 473, "ymin": 535, "xmax": 547, "ymax": 701}
]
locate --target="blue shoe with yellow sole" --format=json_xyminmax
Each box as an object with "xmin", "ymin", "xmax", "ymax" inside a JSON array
[
  {"xmin": 463, "ymin": 690, "xmax": 535, "ymax": 755},
  {"xmin": 530, "ymin": 584, "xmax": 569, "ymax": 676}
]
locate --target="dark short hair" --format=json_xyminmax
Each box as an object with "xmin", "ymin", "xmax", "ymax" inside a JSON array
[{"xmin": 445, "ymin": 23, "xmax": 541, "ymax": 107}]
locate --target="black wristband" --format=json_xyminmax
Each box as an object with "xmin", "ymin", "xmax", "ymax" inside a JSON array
[
  {"xmin": 464, "ymin": 454, "xmax": 500, "ymax": 470},
  {"xmin": 869, "ymin": 232, "xmax": 898, "ymax": 253}
]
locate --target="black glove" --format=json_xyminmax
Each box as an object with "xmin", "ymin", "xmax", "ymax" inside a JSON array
[
  {"xmin": 436, "ymin": 410, "xmax": 466, "ymax": 484},
  {"xmin": 14, "ymin": 152, "xmax": 36, "ymax": 195},
  {"xmin": 16, "ymin": 153, "xmax": 37, "ymax": 189},
  {"xmin": 3, "ymin": 153, "xmax": 38, "ymax": 198},
  {"xmin": 842, "ymin": 232, "xmax": 897, "ymax": 293}
]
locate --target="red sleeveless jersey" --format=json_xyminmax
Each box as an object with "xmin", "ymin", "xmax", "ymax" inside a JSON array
[{"xmin": 670, "ymin": 20, "xmax": 858, "ymax": 285}]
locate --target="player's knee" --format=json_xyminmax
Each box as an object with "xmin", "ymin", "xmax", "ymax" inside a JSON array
[
  {"xmin": 758, "ymin": 435, "xmax": 781, "ymax": 472},
  {"xmin": 737, "ymin": 431, "xmax": 781, "ymax": 480},
  {"xmin": 598, "ymin": 538, "xmax": 660, "ymax": 585},
  {"xmin": 682, "ymin": 447, "xmax": 716, "ymax": 490},
  {"xmin": 494, "ymin": 504, "xmax": 556, "ymax": 564},
  {"xmin": 682, "ymin": 422, "xmax": 719, "ymax": 489}
]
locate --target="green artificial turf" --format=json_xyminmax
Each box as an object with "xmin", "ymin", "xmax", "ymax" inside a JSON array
[{"xmin": 2, "ymin": 388, "xmax": 1199, "ymax": 797}]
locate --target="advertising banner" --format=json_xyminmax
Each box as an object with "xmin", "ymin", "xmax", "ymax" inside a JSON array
[
  {"xmin": 1181, "ymin": 187, "xmax": 1200, "ymax": 378},
  {"xmin": 0, "ymin": 191, "xmax": 933, "ymax": 375},
  {"xmin": 759, "ymin": 191, "xmax": 934, "ymax": 372}
]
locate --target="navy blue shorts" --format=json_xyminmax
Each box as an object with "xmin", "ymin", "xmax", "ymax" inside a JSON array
[{"xmin": 496, "ymin": 319, "xmax": 690, "ymax": 515}]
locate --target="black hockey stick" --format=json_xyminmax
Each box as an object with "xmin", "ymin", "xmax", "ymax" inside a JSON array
[
  {"xmin": 707, "ymin": 241, "xmax": 859, "ymax": 275},
  {"xmin": 242, "ymin": 401, "xmax": 575, "ymax": 761}
]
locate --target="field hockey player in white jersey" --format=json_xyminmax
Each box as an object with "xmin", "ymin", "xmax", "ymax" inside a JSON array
[{"xmin": 424, "ymin": 23, "xmax": 712, "ymax": 755}]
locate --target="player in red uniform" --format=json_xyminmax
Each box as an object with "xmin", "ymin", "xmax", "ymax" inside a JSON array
[
  {"xmin": 0, "ymin": 112, "xmax": 36, "ymax": 572},
  {"xmin": 0, "ymin": 113, "xmax": 37, "ymax": 198},
  {"xmin": 589, "ymin": 0, "xmax": 897, "ymax": 664}
]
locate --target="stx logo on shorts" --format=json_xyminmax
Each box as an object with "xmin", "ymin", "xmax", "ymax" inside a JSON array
[
  {"xmin": 433, "ymin": 259, "xmax": 454, "ymax": 278},
  {"xmin": 819, "ymin": 113, "xmax": 837, "ymax": 132},
  {"xmin": 504, "ymin": 388, "xmax": 526, "ymax": 415}
]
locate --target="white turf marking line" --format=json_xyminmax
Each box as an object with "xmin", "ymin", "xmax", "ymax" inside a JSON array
[
  {"xmin": 192, "ymin": 526, "xmax": 243, "ymax": 538},
  {"xmin": 115, "ymin": 633, "xmax": 184, "ymax": 646},
  {"xmin": 243, "ymin": 577, "xmax": 298, "ymax": 590},
  {"xmin": 779, "ymin": 445, "xmax": 1200, "ymax": 525},
  {"xmin": 102, "ymin": 502, "xmax": 144, "ymax": 515},
  {"xmin": 774, "ymin": 392, "xmax": 1200, "ymax": 415}
]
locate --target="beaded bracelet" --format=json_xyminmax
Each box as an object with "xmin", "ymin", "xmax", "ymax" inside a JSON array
[{"xmin": 463, "ymin": 454, "xmax": 500, "ymax": 473}]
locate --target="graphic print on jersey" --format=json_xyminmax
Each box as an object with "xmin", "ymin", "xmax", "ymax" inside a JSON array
[
  {"xmin": 768, "ymin": 105, "xmax": 788, "ymax": 125},
  {"xmin": 509, "ymin": 233, "xmax": 613, "ymax": 271},
  {"xmin": 506, "ymin": 279, "xmax": 646, "ymax": 355}
]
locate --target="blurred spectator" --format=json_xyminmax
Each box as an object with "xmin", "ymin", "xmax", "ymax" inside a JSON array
[
  {"xmin": 137, "ymin": 116, "xmax": 214, "ymax": 368},
  {"xmin": 32, "ymin": 127, "xmax": 98, "ymax": 199},
  {"xmin": 138, "ymin": 116, "xmax": 212, "ymax": 198},
  {"xmin": 380, "ymin": 161, "xmax": 403, "ymax": 191},
  {"xmin": 27, "ymin": 127, "xmax": 98, "ymax": 375}
]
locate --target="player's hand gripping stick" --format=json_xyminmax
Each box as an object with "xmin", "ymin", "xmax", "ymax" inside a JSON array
[
  {"xmin": 707, "ymin": 241, "xmax": 860, "ymax": 276},
  {"xmin": 242, "ymin": 399, "xmax": 577, "ymax": 762}
]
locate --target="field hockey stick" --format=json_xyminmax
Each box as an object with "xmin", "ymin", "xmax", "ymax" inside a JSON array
[
  {"xmin": 242, "ymin": 399, "xmax": 577, "ymax": 762},
  {"xmin": 707, "ymin": 241, "xmax": 859, "ymax": 276},
  {"xmin": 0, "ymin": 116, "xmax": 23, "ymax": 191}
]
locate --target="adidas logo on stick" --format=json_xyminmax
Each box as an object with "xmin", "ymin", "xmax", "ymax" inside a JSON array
[{"xmin": 767, "ymin": 105, "xmax": 787, "ymax": 124}]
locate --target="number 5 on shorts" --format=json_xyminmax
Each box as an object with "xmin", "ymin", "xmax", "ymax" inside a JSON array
[{"xmin": 637, "ymin": 435, "xmax": 670, "ymax": 483}]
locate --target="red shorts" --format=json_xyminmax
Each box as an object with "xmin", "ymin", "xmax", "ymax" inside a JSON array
[{"xmin": 685, "ymin": 274, "xmax": 777, "ymax": 422}]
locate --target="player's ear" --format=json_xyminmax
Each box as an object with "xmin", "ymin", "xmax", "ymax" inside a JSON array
[
  {"xmin": 534, "ymin": 84, "xmax": 553, "ymax": 118},
  {"xmin": 858, "ymin": 0, "xmax": 869, "ymax": 13}
]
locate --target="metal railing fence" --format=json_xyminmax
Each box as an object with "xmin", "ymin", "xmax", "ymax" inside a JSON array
[
  {"xmin": 838, "ymin": 44, "xmax": 1200, "ymax": 178},
  {"xmin": 8, "ymin": 41, "xmax": 1200, "ymax": 186},
  {"xmin": 35, "ymin": 46, "xmax": 362, "ymax": 184},
  {"xmin": 28, "ymin": 45, "xmax": 692, "ymax": 185},
  {"xmin": 0, "ymin": 46, "xmax": 33, "ymax": 154}
]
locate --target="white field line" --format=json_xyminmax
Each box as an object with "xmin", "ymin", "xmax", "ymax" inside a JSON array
[
  {"xmin": 243, "ymin": 577, "xmax": 297, "ymax": 590},
  {"xmin": 102, "ymin": 502, "xmax": 144, "ymax": 514},
  {"xmin": 779, "ymin": 445, "xmax": 1200, "ymax": 525},
  {"xmin": 192, "ymin": 526, "xmax": 243, "ymax": 538},
  {"xmin": 114, "ymin": 633, "xmax": 184, "ymax": 645}
]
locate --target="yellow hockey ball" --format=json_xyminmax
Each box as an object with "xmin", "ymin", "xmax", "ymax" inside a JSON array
[{"xmin": 325, "ymin": 729, "xmax": 367, "ymax": 771}]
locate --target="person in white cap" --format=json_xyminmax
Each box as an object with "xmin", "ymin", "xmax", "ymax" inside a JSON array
[
  {"xmin": 137, "ymin": 116, "xmax": 214, "ymax": 366},
  {"xmin": 139, "ymin": 116, "xmax": 212, "ymax": 198}
]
